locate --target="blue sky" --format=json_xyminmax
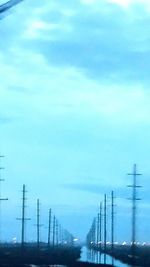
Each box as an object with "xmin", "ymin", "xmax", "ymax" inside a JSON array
[{"xmin": 0, "ymin": 0, "xmax": 150, "ymax": 243}]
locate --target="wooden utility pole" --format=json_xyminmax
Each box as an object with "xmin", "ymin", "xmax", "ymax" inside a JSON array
[
  {"xmin": 99, "ymin": 202, "xmax": 102, "ymax": 263},
  {"xmin": 111, "ymin": 191, "xmax": 114, "ymax": 266},
  {"xmin": 21, "ymin": 184, "xmax": 26, "ymax": 247},
  {"xmin": 36, "ymin": 199, "xmax": 43, "ymax": 248},
  {"xmin": 52, "ymin": 215, "xmax": 56, "ymax": 247},
  {"xmin": 104, "ymin": 194, "xmax": 107, "ymax": 265},
  {"xmin": 127, "ymin": 164, "xmax": 142, "ymax": 265},
  {"xmin": 17, "ymin": 185, "xmax": 30, "ymax": 250},
  {"xmin": 48, "ymin": 208, "xmax": 52, "ymax": 246},
  {"xmin": 56, "ymin": 219, "xmax": 59, "ymax": 245},
  {"xmin": 0, "ymin": 155, "xmax": 8, "ymax": 243},
  {"xmin": 58, "ymin": 224, "xmax": 63, "ymax": 244},
  {"xmin": 97, "ymin": 212, "xmax": 100, "ymax": 263}
]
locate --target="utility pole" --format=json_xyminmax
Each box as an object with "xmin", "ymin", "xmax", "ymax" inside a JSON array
[
  {"xmin": 48, "ymin": 208, "xmax": 52, "ymax": 247},
  {"xmin": 36, "ymin": 199, "xmax": 43, "ymax": 249},
  {"xmin": 97, "ymin": 212, "xmax": 100, "ymax": 263},
  {"xmin": 0, "ymin": 155, "xmax": 8, "ymax": 243},
  {"xmin": 104, "ymin": 194, "xmax": 107, "ymax": 265},
  {"xmin": 21, "ymin": 184, "xmax": 26, "ymax": 247},
  {"xmin": 99, "ymin": 202, "xmax": 102, "ymax": 264},
  {"xmin": 56, "ymin": 219, "xmax": 59, "ymax": 245},
  {"xmin": 59, "ymin": 224, "xmax": 62, "ymax": 244},
  {"xmin": 17, "ymin": 185, "xmax": 30, "ymax": 250},
  {"xmin": 111, "ymin": 191, "xmax": 115, "ymax": 266},
  {"xmin": 52, "ymin": 215, "xmax": 56, "ymax": 247},
  {"xmin": 127, "ymin": 164, "xmax": 142, "ymax": 265}
]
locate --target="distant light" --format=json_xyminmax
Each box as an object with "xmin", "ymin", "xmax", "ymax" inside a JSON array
[
  {"xmin": 90, "ymin": 241, "xmax": 93, "ymax": 244},
  {"xmin": 106, "ymin": 242, "xmax": 110, "ymax": 245},
  {"xmin": 12, "ymin": 237, "xmax": 17, "ymax": 244},
  {"xmin": 73, "ymin": 238, "xmax": 78, "ymax": 242},
  {"xmin": 122, "ymin": 241, "xmax": 127, "ymax": 245}
]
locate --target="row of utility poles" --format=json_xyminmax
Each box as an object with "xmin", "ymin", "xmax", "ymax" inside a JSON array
[
  {"xmin": 86, "ymin": 190, "xmax": 115, "ymax": 265},
  {"xmin": 86, "ymin": 164, "xmax": 142, "ymax": 266},
  {"xmin": 17, "ymin": 184, "xmax": 74, "ymax": 249},
  {"xmin": 0, "ymin": 155, "xmax": 74, "ymax": 248}
]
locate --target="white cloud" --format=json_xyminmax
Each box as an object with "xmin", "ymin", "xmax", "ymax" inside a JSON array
[
  {"xmin": 107, "ymin": 0, "xmax": 131, "ymax": 7},
  {"xmin": 107, "ymin": 0, "xmax": 150, "ymax": 9}
]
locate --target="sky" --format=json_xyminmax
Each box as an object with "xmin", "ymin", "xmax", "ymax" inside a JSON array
[{"xmin": 0, "ymin": 0, "xmax": 150, "ymax": 243}]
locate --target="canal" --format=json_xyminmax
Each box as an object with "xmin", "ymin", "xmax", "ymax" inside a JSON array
[{"xmin": 80, "ymin": 247, "xmax": 131, "ymax": 267}]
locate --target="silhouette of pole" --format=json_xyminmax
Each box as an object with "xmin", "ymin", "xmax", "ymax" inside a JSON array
[
  {"xmin": 56, "ymin": 219, "xmax": 59, "ymax": 245},
  {"xmin": 52, "ymin": 215, "xmax": 56, "ymax": 247},
  {"xmin": 48, "ymin": 208, "xmax": 52, "ymax": 246},
  {"xmin": 0, "ymin": 155, "xmax": 8, "ymax": 243},
  {"xmin": 104, "ymin": 194, "xmax": 107, "ymax": 265},
  {"xmin": 36, "ymin": 199, "xmax": 43, "ymax": 248},
  {"xmin": 22, "ymin": 184, "xmax": 25, "ymax": 247},
  {"xmin": 58, "ymin": 224, "xmax": 63, "ymax": 244},
  {"xmin": 99, "ymin": 202, "xmax": 102, "ymax": 263},
  {"xmin": 111, "ymin": 191, "xmax": 114, "ymax": 266},
  {"xmin": 37, "ymin": 199, "xmax": 40, "ymax": 247},
  {"xmin": 127, "ymin": 164, "xmax": 142, "ymax": 265},
  {"xmin": 16, "ymin": 184, "xmax": 30, "ymax": 250},
  {"xmin": 97, "ymin": 212, "xmax": 100, "ymax": 263}
]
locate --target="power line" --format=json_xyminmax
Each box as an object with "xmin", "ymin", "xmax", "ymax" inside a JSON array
[{"xmin": 0, "ymin": 0, "xmax": 24, "ymax": 14}]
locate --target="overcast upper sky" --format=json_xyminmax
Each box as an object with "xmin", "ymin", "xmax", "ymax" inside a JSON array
[{"xmin": 0, "ymin": 0, "xmax": 150, "ymax": 243}]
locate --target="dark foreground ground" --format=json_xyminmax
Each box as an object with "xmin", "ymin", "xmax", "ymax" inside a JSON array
[{"xmin": 0, "ymin": 244, "xmax": 113, "ymax": 267}]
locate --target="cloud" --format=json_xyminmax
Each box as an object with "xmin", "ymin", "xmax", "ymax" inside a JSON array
[
  {"xmin": 1, "ymin": 0, "xmax": 150, "ymax": 85},
  {"xmin": 6, "ymin": 0, "xmax": 147, "ymax": 87}
]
